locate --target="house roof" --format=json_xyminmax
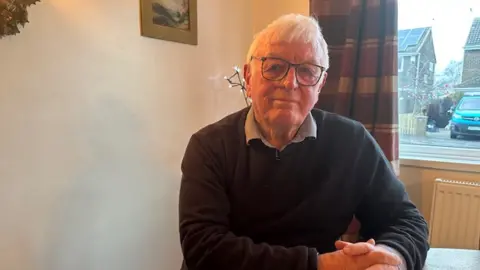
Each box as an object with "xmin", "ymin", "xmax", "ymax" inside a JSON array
[
  {"xmin": 398, "ymin": 27, "xmax": 431, "ymax": 53},
  {"xmin": 465, "ymin": 17, "xmax": 480, "ymax": 49}
]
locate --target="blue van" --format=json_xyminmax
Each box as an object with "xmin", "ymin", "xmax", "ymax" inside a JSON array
[{"xmin": 450, "ymin": 92, "xmax": 480, "ymax": 139}]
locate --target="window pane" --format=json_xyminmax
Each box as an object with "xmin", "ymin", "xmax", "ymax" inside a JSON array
[
  {"xmin": 398, "ymin": 0, "xmax": 480, "ymax": 155},
  {"xmin": 458, "ymin": 98, "xmax": 480, "ymax": 110}
]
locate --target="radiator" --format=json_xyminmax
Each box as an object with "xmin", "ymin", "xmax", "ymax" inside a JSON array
[{"xmin": 428, "ymin": 179, "xmax": 480, "ymax": 250}]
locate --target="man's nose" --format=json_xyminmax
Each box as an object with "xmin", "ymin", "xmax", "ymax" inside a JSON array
[{"xmin": 283, "ymin": 67, "xmax": 298, "ymax": 90}]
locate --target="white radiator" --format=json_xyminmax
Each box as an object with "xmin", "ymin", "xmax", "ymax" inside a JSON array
[{"xmin": 428, "ymin": 179, "xmax": 480, "ymax": 250}]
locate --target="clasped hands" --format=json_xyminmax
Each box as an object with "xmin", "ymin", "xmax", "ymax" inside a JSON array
[{"xmin": 317, "ymin": 239, "xmax": 401, "ymax": 270}]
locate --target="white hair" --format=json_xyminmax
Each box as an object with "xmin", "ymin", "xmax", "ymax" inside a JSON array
[{"xmin": 246, "ymin": 14, "xmax": 329, "ymax": 69}]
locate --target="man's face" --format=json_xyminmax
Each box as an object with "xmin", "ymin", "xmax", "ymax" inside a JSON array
[{"xmin": 244, "ymin": 41, "xmax": 327, "ymax": 129}]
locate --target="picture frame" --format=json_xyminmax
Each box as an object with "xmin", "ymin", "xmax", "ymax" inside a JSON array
[{"xmin": 140, "ymin": 0, "xmax": 198, "ymax": 45}]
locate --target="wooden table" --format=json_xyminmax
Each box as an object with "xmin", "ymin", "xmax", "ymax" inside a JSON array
[{"xmin": 424, "ymin": 248, "xmax": 480, "ymax": 269}]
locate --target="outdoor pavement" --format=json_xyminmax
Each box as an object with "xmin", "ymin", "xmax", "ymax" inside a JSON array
[{"xmin": 400, "ymin": 129, "xmax": 480, "ymax": 149}]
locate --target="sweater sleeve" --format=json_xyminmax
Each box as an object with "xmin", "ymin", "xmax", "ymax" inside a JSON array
[
  {"xmin": 178, "ymin": 134, "xmax": 319, "ymax": 270},
  {"xmin": 354, "ymin": 127, "xmax": 429, "ymax": 270}
]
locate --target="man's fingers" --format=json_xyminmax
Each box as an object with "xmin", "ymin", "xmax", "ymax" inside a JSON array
[
  {"xmin": 335, "ymin": 239, "xmax": 376, "ymax": 256},
  {"xmin": 365, "ymin": 265, "xmax": 383, "ymax": 270},
  {"xmin": 343, "ymin": 242, "xmax": 375, "ymax": 256},
  {"xmin": 368, "ymin": 250, "xmax": 402, "ymax": 266},
  {"xmin": 365, "ymin": 264, "xmax": 397, "ymax": 270},
  {"xmin": 334, "ymin": 240, "xmax": 350, "ymax": 250},
  {"xmin": 335, "ymin": 239, "xmax": 375, "ymax": 250}
]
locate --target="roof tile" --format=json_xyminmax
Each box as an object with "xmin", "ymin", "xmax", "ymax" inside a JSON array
[{"xmin": 465, "ymin": 17, "xmax": 480, "ymax": 47}]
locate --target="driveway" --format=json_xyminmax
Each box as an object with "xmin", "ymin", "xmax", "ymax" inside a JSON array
[{"xmin": 400, "ymin": 130, "xmax": 480, "ymax": 149}]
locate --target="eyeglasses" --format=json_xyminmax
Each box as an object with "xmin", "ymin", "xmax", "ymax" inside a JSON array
[{"xmin": 251, "ymin": 56, "xmax": 325, "ymax": 86}]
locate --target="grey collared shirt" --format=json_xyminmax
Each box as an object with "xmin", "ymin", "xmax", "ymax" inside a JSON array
[{"xmin": 244, "ymin": 107, "xmax": 317, "ymax": 150}]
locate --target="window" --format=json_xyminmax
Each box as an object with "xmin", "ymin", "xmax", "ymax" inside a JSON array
[
  {"xmin": 458, "ymin": 97, "xmax": 480, "ymax": 110},
  {"xmin": 398, "ymin": 57, "xmax": 404, "ymax": 72},
  {"xmin": 398, "ymin": 1, "xmax": 480, "ymax": 163}
]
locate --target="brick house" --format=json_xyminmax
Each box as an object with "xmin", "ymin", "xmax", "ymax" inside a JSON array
[
  {"xmin": 456, "ymin": 17, "xmax": 480, "ymax": 92},
  {"xmin": 398, "ymin": 27, "xmax": 437, "ymax": 113}
]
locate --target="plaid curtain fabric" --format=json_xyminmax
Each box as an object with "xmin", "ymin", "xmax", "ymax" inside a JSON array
[
  {"xmin": 310, "ymin": 0, "xmax": 399, "ymax": 176},
  {"xmin": 310, "ymin": 0, "xmax": 399, "ymax": 242}
]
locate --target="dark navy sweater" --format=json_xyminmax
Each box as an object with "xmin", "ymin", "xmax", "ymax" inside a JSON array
[{"xmin": 179, "ymin": 107, "xmax": 429, "ymax": 270}]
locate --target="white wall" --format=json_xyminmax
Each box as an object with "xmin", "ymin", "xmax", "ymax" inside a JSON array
[
  {"xmin": 399, "ymin": 161, "xmax": 480, "ymax": 223},
  {"xmin": 0, "ymin": 1, "xmax": 252, "ymax": 269},
  {"xmin": 251, "ymin": 0, "xmax": 309, "ymax": 34}
]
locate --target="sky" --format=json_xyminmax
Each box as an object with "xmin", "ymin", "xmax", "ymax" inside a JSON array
[{"xmin": 399, "ymin": 0, "xmax": 480, "ymax": 72}]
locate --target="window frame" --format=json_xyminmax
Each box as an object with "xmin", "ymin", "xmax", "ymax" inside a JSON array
[
  {"xmin": 400, "ymin": 155, "xmax": 480, "ymax": 173},
  {"xmin": 398, "ymin": 56, "xmax": 404, "ymax": 72},
  {"xmin": 400, "ymin": 143, "xmax": 480, "ymax": 165}
]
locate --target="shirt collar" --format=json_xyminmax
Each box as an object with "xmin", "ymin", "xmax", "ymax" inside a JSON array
[{"xmin": 244, "ymin": 107, "xmax": 317, "ymax": 147}]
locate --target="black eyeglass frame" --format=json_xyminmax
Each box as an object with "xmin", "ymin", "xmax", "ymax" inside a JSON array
[{"xmin": 250, "ymin": 56, "xmax": 326, "ymax": 86}]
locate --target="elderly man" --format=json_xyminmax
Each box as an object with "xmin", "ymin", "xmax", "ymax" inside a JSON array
[{"xmin": 179, "ymin": 14, "xmax": 429, "ymax": 270}]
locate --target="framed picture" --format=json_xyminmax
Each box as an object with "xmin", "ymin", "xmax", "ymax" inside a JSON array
[{"xmin": 140, "ymin": 0, "xmax": 197, "ymax": 45}]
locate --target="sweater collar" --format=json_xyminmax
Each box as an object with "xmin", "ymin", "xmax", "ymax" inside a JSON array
[{"xmin": 244, "ymin": 107, "xmax": 317, "ymax": 147}]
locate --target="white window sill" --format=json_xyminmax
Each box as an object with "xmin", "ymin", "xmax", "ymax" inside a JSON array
[{"xmin": 400, "ymin": 143, "xmax": 480, "ymax": 172}]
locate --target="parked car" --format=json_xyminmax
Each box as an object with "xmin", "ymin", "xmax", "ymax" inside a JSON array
[{"xmin": 449, "ymin": 92, "xmax": 480, "ymax": 139}]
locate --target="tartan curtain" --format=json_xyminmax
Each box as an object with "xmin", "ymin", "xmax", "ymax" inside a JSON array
[
  {"xmin": 310, "ymin": 0, "xmax": 399, "ymax": 240},
  {"xmin": 310, "ymin": 0, "xmax": 399, "ymax": 175}
]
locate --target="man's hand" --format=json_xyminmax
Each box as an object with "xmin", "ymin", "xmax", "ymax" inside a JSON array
[
  {"xmin": 328, "ymin": 239, "xmax": 402, "ymax": 270},
  {"xmin": 317, "ymin": 243, "xmax": 401, "ymax": 270},
  {"xmin": 365, "ymin": 265, "xmax": 398, "ymax": 270},
  {"xmin": 335, "ymin": 238, "xmax": 376, "ymax": 255}
]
